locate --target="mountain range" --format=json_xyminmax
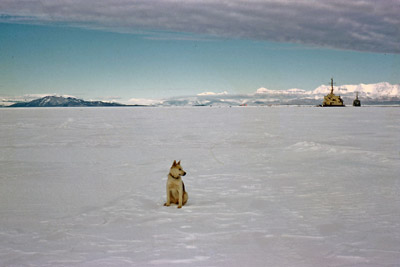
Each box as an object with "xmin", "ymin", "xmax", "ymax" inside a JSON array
[
  {"xmin": 3, "ymin": 82, "xmax": 400, "ymax": 107},
  {"xmin": 161, "ymin": 82, "xmax": 400, "ymax": 106},
  {"xmin": 9, "ymin": 96, "xmax": 127, "ymax": 107}
]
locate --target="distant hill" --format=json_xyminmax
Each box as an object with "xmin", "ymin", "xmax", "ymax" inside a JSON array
[{"xmin": 9, "ymin": 96, "xmax": 129, "ymax": 107}]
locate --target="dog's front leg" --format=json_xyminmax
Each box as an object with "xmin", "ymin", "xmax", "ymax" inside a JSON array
[
  {"xmin": 178, "ymin": 186, "xmax": 183, "ymax": 209},
  {"xmin": 164, "ymin": 188, "xmax": 171, "ymax": 206}
]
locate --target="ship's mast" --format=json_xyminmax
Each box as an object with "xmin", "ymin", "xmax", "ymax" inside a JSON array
[{"xmin": 330, "ymin": 78, "xmax": 334, "ymax": 94}]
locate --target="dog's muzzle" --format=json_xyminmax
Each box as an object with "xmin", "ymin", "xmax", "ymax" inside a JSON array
[{"xmin": 182, "ymin": 172, "xmax": 186, "ymax": 176}]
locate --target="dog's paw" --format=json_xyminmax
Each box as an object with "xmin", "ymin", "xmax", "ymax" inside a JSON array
[
  {"xmin": 164, "ymin": 203, "xmax": 170, "ymax": 206},
  {"xmin": 177, "ymin": 206, "xmax": 182, "ymax": 209}
]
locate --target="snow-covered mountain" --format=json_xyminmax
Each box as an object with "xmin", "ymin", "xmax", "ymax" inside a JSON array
[
  {"xmin": 311, "ymin": 82, "xmax": 400, "ymax": 98},
  {"xmin": 160, "ymin": 82, "xmax": 400, "ymax": 106},
  {"xmin": 256, "ymin": 87, "xmax": 310, "ymax": 95},
  {"xmin": 9, "ymin": 96, "xmax": 127, "ymax": 107}
]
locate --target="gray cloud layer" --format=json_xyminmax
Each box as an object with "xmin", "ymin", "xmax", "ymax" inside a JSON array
[{"xmin": 1, "ymin": 0, "xmax": 399, "ymax": 53}]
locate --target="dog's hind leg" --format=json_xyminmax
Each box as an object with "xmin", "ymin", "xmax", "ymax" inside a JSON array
[{"xmin": 183, "ymin": 192, "xmax": 188, "ymax": 205}]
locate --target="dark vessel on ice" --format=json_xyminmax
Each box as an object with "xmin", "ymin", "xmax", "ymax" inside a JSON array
[{"xmin": 353, "ymin": 92, "xmax": 361, "ymax": 106}]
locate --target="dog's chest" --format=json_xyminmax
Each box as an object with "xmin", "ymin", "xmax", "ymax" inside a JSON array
[{"xmin": 167, "ymin": 177, "xmax": 182, "ymax": 191}]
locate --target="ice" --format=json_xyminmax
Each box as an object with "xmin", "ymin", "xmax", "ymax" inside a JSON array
[{"xmin": 1, "ymin": 106, "xmax": 399, "ymax": 266}]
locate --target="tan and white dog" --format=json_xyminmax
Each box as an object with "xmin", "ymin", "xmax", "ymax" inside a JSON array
[{"xmin": 164, "ymin": 160, "xmax": 188, "ymax": 208}]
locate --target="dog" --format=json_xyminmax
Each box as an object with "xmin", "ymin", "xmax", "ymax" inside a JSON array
[{"xmin": 164, "ymin": 160, "xmax": 188, "ymax": 208}]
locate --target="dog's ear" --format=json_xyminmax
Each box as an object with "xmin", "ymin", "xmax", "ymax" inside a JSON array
[
  {"xmin": 172, "ymin": 160, "xmax": 177, "ymax": 166},
  {"xmin": 177, "ymin": 160, "xmax": 181, "ymax": 165}
]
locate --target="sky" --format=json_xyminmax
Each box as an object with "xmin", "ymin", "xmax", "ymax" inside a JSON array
[{"xmin": 1, "ymin": 0, "xmax": 399, "ymax": 103}]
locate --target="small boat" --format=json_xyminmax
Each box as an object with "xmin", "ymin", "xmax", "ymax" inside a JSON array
[{"xmin": 353, "ymin": 92, "xmax": 361, "ymax": 106}]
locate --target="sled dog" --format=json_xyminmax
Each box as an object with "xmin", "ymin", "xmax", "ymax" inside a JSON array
[{"xmin": 164, "ymin": 160, "xmax": 188, "ymax": 208}]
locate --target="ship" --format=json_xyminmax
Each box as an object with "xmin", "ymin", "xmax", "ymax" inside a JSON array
[
  {"xmin": 322, "ymin": 78, "xmax": 345, "ymax": 107},
  {"xmin": 353, "ymin": 92, "xmax": 361, "ymax": 106}
]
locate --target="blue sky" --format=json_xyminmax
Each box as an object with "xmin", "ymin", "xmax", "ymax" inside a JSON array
[{"xmin": 1, "ymin": 0, "xmax": 399, "ymax": 103}]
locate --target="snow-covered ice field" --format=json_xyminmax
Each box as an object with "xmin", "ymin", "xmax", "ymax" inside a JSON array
[{"xmin": 1, "ymin": 106, "xmax": 399, "ymax": 266}]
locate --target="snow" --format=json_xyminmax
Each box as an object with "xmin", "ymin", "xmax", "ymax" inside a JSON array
[
  {"xmin": 256, "ymin": 87, "xmax": 309, "ymax": 95},
  {"xmin": 127, "ymin": 98, "xmax": 162, "ymax": 106},
  {"xmin": 312, "ymin": 82, "xmax": 400, "ymax": 98},
  {"xmin": 164, "ymin": 82, "xmax": 400, "ymax": 106},
  {"xmin": 1, "ymin": 106, "xmax": 400, "ymax": 266},
  {"xmin": 197, "ymin": 91, "xmax": 228, "ymax": 96}
]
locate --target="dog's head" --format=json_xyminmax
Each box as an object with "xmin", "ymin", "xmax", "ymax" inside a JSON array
[{"xmin": 170, "ymin": 160, "xmax": 186, "ymax": 178}]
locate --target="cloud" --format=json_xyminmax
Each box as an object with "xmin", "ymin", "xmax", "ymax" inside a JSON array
[
  {"xmin": 0, "ymin": 0, "xmax": 399, "ymax": 53},
  {"xmin": 256, "ymin": 87, "xmax": 310, "ymax": 95},
  {"xmin": 127, "ymin": 98, "xmax": 162, "ymax": 106},
  {"xmin": 197, "ymin": 91, "xmax": 228, "ymax": 96}
]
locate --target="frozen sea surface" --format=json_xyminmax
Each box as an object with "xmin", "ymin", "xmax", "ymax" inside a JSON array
[{"xmin": 0, "ymin": 106, "xmax": 399, "ymax": 266}]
